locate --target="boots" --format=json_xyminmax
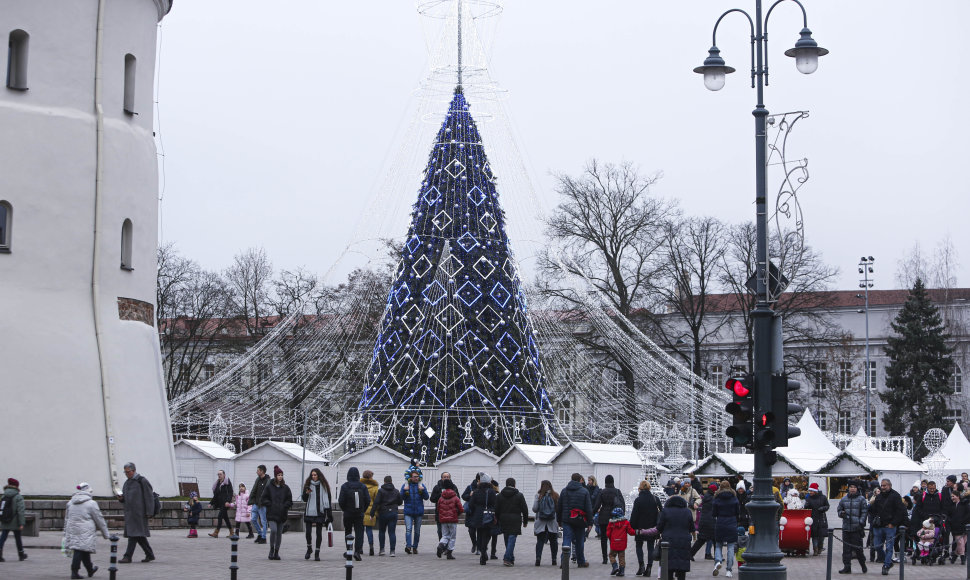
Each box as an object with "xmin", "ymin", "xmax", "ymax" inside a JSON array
[
  {"xmin": 17, "ymin": 551, "xmax": 26, "ymax": 561},
  {"xmin": 635, "ymin": 564, "xmax": 645, "ymax": 576},
  {"xmin": 315, "ymin": 550, "xmax": 320, "ymax": 561},
  {"xmin": 437, "ymin": 542, "xmax": 445, "ymax": 558},
  {"xmin": 858, "ymin": 558, "xmax": 867, "ymax": 573},
  {"xmin": 187, "ymin": 529, "xmax": 197, "ymax": 538},
  {"xmin": 838, "ymin": 566, "xmax": 851, "ymax": 574},
  {"xmin": 446, "ymin": 550, "xmax": 456, "ymax": 560},
  {"xmin": 611, "ymin": 562, "xmax": 619, "ymax": 575},
  {"xmin": 305, "ymin": 545, "xmax": 313, "ymax": 560},
  {"xmin": 644, "ymin": 565, "xmax": 652, "ymax": 577},
  {"xmin": 209, "ymin": 529, "xmax": 220, "ymax": 538},
  {"xmin": 617, "ymin": 566, "xmax": 626, "ymax": 577},
  {"xmin": 370, "ymin": 545, "xmax": 374, "ymax": 556}
]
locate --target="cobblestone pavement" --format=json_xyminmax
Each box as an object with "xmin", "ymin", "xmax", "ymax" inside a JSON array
[{"xmin": 5, "ymin": 526, "xmax": 965, "ymax": 579}]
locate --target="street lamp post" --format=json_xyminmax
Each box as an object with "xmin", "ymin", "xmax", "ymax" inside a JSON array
[
  {"xmin": 858, "ymin": 257, "xmax": 875, "ymax": 436},
  {"xmin": 693, "ymin": 2, "xmax": 827, "ymax": 578}
]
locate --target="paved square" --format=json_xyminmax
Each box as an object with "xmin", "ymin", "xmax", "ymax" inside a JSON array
[{"xmin": 6, "ymin": 526, "xmax": 965, "ymax": 579}]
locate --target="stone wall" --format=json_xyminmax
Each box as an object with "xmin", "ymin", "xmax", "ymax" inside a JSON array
[{"xmin": 117, "ymin": 297, "xmax": 154, "ymax": 326}]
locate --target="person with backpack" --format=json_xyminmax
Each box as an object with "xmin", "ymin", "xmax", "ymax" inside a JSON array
[
  {"xmin": 260, "ymin": 465, "xmax": 293, "ymax": 561},
  {"xmin": 593, "ymin": 474, "xmax": 626, "ymax": 565},
  {"xmin": 629, "ymin": 480, "xmax": 661, "ymax": 577},
  {"xmin": 533, "ymin": 480, "xmax": 560, "ymax": 567},
  {"xmin": 400, "ymin": 465, "xmax": 429, "ymax": 555},
  {"xmin": 370, "ymin": 475, "xmax": 403, "ymax": 556},
  {"xmin": 118, "ymin": 462, "xmax": 156, "ymax": 563},
  {"xmin": 0, "ymin": 477, "xmax": 27, "ymax": 563},
  {"xmin": 434, "ymin": 480, "xmax": 463, "ymax": 560},
  {"xmin": 495, "ymin": 477, "xmax": 529, "ymax": 566},
  {"xmin": 559, "ymin": 472, "xmax": 594, "ymax": 569},
  {"xmin": 63, "ymin": 482, "xmax": 110, "ymax": 579},
  {"xmin": 338, "ymin": 467, "xmax": 371, "ymax": 560},
  {"xmin": 208, "ymin": 469, "xmax": 234, "ymax": 538},
  {"xmin": 466, "ymin": 473, "xmax": 499, "ymax": 565}
]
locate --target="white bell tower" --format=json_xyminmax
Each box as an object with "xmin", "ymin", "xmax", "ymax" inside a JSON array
[{"xmin": 0, "ymin": 0, "xmax": 177, "ymax": 495}]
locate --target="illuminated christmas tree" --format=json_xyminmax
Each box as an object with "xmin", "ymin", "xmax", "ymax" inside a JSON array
[{"xmin": 359, "ymin": 86, "xmax": 555, "ymax": 462}]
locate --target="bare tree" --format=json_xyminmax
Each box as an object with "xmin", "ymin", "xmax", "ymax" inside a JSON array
[
  {"xmin": 896, "ymin": 236, "xmax": 960, "ymax": 292},
  {"xmin": 225, "ymin": 247, "xmax": 274, "ymax": 336},
  {"xmin": 801, "ymin": 336, "xmax": 867, "ymax": 434}
]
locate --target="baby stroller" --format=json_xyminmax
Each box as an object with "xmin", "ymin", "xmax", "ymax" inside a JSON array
[{"xmin": 911, "ymin": 514, "xmax": 950, "ymax": 566}]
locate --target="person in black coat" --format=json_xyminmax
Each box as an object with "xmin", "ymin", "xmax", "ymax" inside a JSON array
[
  {"xmin": 711, "ymin": 481, "xmax": 740, "ymax": 577},
  {"xmin": 869, "ymin": 479, "xmax": 906, "ymax": 573},
  {"xmin": 370, "ymin": 476, "xmax": 403, "ymax": 556},
  {"xmin": 690, "ymin": 484, "xmax": 716, "ymax": 560},
  {"xmin": 462, "ymin": 473, "xmax": 482, "ymax": 555},
  {"xmin": 559, "ymin": 473, "xmax": 594, "ymax": 568},
  {"xmin": 656, "ymin": 495, "xmax": 693, "ymax": 580},
  {"xmin": 338, "ymin": 467, "xmax": 371, "ymax": 560},
  {"xmin": 208, "ymin": 470, "xmax": 234, "ymax": 537},
  {"xmin": 260, "ymin": 466, "xmax": 293, "ymax": 560},
  {"xmin": 735, "ymin": 482, "xmax": 750, "ymax": 529},
  {"xmin": 629, "ymin": 480, "xmax": 661, "ymax": 577},
  {"xmin": 803, "ymin": 483, "xmax": 830, "ymax": 556},
  {"xmin": 466, "ymin": 474, "xmax": 499, "ymax": 565},
  {"xmin": 494, "ymin": 477, "xmax": 529, "ymax": 565},
  {"xmin": 950, "ymin": 490, "xmax": 970, "ymax": 564},
  {"xmin": 593, "ymin": 474, "xmax": 626, "ymax": 565}
]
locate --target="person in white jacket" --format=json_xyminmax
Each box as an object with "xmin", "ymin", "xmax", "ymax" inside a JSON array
[{"xmin": 64, "ymin": 482, "xmax": 110, "ymax": 579}]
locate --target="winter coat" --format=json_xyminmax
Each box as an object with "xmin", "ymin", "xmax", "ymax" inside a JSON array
[
  {"xmin": 1, "ymin": 486, "xmax": 25, "ymax": 530},
  {"xmin": 261, "ymin": 481, "xmax": 293, "ymax": 523},
  {"xmin": 210, "ymin": 479, "xmax": 233, "ymax": 509},
  {"xmin": 697, "ymin": 491, "xmax": 715, "ymax": 538},
  {"xmin": 234, "ymin": 492, "xmax": 251, "ymax": 523},
  {"xmin": 436, "ymin": 488, "xmax": 463, "ymax": 524},
  {"xmin": 804, "ymin": 492, "xmax": 830, "ymax": 538},
  {"xmin": 121, "ymin": 474, "xmax": 154, "ymax": 538},
  {"xmin": 711, "ymin": 490, "xmax": 740, "ymax": 544},
  {"xmin": 532, "ymin": 491, "xmax": 560, "ymax": 535},
  {"xmin": 917, "ymin": 526, "xmax": 935, "ymax": 543},
  {"xmin": 429, "ymin": 478, "xmax": 458, "ymax": 523},
  {"xmin": 784, "ymin": 490, "xmax": 804, "ymax": 510},
  {"xmin": 587, "ymin": 484, "xmax": 601, "ymax": 513},
  {"xmin": 338, "ymin": 468, "xmax": 371, "ymax": 518},
  {"xmin": 302, "ymin": 481, "xmax": 332, "ymax": 524},
  {"xmin": 678, "ymin": 487, "xmax": 702, "ymax": 517},
  {"xmin": 736, "ymin": 490, "xmax": 750, "ymax": 528},
  {"xmin": 400, "ymin": 481, "xmax": 429, "ymax": 517},
  {"xmin": 837, "ymin": 491, "xmax": 869, "ymax": 532},
  {"xmin": 951, "ymin": 496, "xmax": 970, "ymax": 532},
  {"xmin": 495, "ymin": 486, "xmax": 529, "ymax": 535},
  {"xmin": 361, "ymin": 476, "xmax": 380, "ymax": 527},
  {"xmin": 913, "ymin": 490, "xmax": 946, "ymax": 524},
  {"xmin": 593, "ymin": 485, "xmax": 626, "ymax": 526},
  {"xmin": 63, "ymin": 490, "xmax": 109, "ymax": 553},
  {"xmin": 185, "ymin": 500, "xmax": 202, "ymax": 525},
  {"xmin": 249, "ymin": 473, "xmax": 270, "ymax": 506},
  {"xmin": 606, "ymin": 516, "xmax": 636, "ymax": 551},
  {"xmin": 466, "ymin": 481, "xmax": 498, "ymax": 529},
  {"xmin": 370, "ymin": 483, "xmax": 402, "ymax": 517},
  {"xmin": 657, "ymin": 495, "xmax": 693, "ymax": 572},
  {"xmin": 689, "ymin": 477, "xmax": 704, "ymax": 496},
  {"xmin": 629, "ymin": 490, "xmax": 661, "ymax": 530},
  {"xmin": 558, "ymin": 479, "xmax": 594, "ymax": 527},
  {"xmin": 869, "ymin": 488, "xmax": 905, "ymax": 528}
]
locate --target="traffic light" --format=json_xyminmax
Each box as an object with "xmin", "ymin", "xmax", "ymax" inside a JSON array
[
  {"xmin": 724, "ymin": 375, "xmax": 755, "ymax": 448},
  {"xmin": 768, "ymin": 374, "xmax": 804, "ymax": 447}
]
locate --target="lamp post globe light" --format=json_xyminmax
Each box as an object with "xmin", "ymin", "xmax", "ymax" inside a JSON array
[{"xmin": 692, "ymin": 1, "xmax": 827, "ymax": 578}]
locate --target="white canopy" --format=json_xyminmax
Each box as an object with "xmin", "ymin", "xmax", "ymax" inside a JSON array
[
  {"xmin": 692, "ymin": 452, "xmax": 801, "ymax": 478},
  {"xmin": 936, "ymin": 422, "xmax": 970, "ymax": 474},
  {"xmin": 817, "ymin": 429, "xmax": 925, "ymax": 492},
  {"xmin": 775, "ymin": 410, "xmax": 841, "ymax": 473},
  {"xmin": 497, "ymin": 444, "xmax": 563, "ymax": 465}
]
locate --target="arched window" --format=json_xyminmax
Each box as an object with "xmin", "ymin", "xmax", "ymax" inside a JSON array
[
  {"xmin": 7, "ymin": 29, "xmax": 29, "ymax": 90},
  {"xmin": 123, "ymin": 54, "xmax": 136, "ymax": 114},
  {"xmin": 120, "ymin": 219, "xmax": 133, "ymax": 270},
  {"xmin": 0, "ymin": 200, "xmax": 11, "ymax": 252}
]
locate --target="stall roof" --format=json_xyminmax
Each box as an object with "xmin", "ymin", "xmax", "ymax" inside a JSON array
[
  {"xmin": 497, "ymin": 444, "xmax": 564, "ymax": 465},
  {"xmin": 937, "ymin": 422, "xmax": 970, "ymax": 474},
  {"xmin": 174, "ymin": 439, "xmax": 235, "ymax": 460},
  {"xmin": 550, "ymin": 442, "xmax": 668, "ymax": 471},
  {"xmin": 817, "ymin": 431, "xmax": 925, "ymax": 476},
  {"xmin": 775, "ymin": 410, "xmax": 841, "ymax": 473},
  {"xmin": 333, "ymin": 443, "xmax": 411, "ymax": 465},
  {"xmin": 693, "ymin": 452, "xmax": 801, "ymax": 477},
  {"xmin": 436, "ymin": 446, "xmax": 500, "ymax": 466},
  {"xmin": 235, "ymin": 440, "xmax": 328, "ymax": 463}
]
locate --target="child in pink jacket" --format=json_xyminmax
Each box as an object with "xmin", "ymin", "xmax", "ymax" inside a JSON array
[{"xmin": 234, "ymin": 483, "xmax": 253, "ymax": 538}]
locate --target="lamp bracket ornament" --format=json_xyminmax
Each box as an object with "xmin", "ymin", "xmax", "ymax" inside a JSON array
[{"xmin": 767, "ymin": 110, "xmax": 809, "ymax": 288}]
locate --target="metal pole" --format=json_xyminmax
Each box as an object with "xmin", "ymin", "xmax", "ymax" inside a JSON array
[
  {"xmin": 825, "ymin": 528, "xmax": 833, "ymax": 580},
  {"xmin": 661, "ymin": 541, "xmax": 669, "ymax": 578},
  {"xmin": 230, "ymin": 533, "xmax": 238, "ymax": 580},
  {"xmin": 965, "ymin": 523, "xmax": 970, "ymax": 579},
  {"xmin": 859, "ymin": 257, "xmax": 873, "ymax": 435},
  {"xmin": 108, "ymin": 535, "xmax": 118, "ymax": 580},
  {"xmin": 898, "ymin": 526, "xmax": 906, "ymax": 578},
  {"xmin": 561, "ymin": 544, "xmax": 571, "ymax": 580},
  {"xmin": 345, "ymin": 532, "xmax": 354, "ymax": 580},
  {"xmin": 300, "ymin": 411, "xmax": 308, "ymax": 487}
]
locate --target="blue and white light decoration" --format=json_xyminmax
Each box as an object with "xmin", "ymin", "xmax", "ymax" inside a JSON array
[{"xmin": 360, "ymin": 86, "xmax": 557, "ymax": 462}]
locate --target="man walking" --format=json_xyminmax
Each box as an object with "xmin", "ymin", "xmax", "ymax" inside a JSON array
[
  {"xmin": 249, "ymin": 465, "xmax": 270, "ymax": 544},
  {"xmin": 118, "ymin": 462, "xmax": 155, "ymax": 563},
  {"xmin": 559, "ymin": 473, "xmax": 593, "ymax": 569},
  {"xmin": 869, "ymin": 479, "xmax": 906, "ymax": 575},
  {"xmin": 495, "ymin": 477, "xmax": 529, "ymax": 566},
  {"xmin": 338, "ymin": 467, "xmax": 371, "ymax": 560},
  {"xmin": 837, "ymin": 481, "xmax": 869, "ymax": 574},
  {"xmin": 400, "ymin": 467, "xmax": 429, "ymax": 554},
  {"xmin": 430, "ymin": 472, "xmax": 459, "ymax": 541}
]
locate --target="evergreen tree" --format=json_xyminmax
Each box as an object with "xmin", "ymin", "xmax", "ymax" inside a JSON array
[{"xmin": 879, "ymin": 278, "xmax": 953, "ymax": 454}]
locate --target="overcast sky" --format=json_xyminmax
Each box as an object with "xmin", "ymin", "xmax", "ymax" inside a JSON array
[{"xmin": 155, "ymin": 1, "xmax": 969, "ymax": 293}]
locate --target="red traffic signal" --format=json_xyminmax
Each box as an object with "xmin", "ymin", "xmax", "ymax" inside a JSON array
[
  {"xmin": 724, "ymin": 375, "xmax": 755, "ymax": 448},
  {"xmin": 725, "ymin": 377, "xmax": 750, "ymax": 397}
]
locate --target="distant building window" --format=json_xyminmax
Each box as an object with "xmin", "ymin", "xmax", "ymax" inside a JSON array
[
  {"xmin": 710, "ymin": 364, "xmax": 724, "ymax": 387},
  {"xmin": 952, "ymin": 364, "xmax": 963, "ymax": 395},
  {"xmin": 817, "ymin": 410, "xmax": 827, "ymax": 431},
  {"xmin": 813, "ymin": 362, "xmax": 828, "ymax": 393},
  {"xmin": 123, "ymin": 53, "xmax": 136, "ymax": 114},
  {"xmin": 558, "ymin": 399, "xmax": 572, "ymax": 425},
  {"xmin": 869, "ymin": 410, "xmax": 877, "ymax": 435},
  {"xmin": 120, "ymin": 219, "xmax": 133, "ymax": 269},
  {"xmin": 203, "ymin": 364, "xmax": 216, "ymax": 380},
  {"xmin": 945, "ymin": 409, "xmax": 963, "ymax": 426},
  {"xmin": 0, "ymin": 200, "xmax": 10, "ymax": 252},
  {"xmin": 838, "ymin": 410, "xmax": 852, "ymax": 434},
  {"xmin": 839, "ymin": 362, "xmax": 852, "ymax": 390},
  {"xmin": 612, "ymin": 370, "xmax": 624, "ymax": 397},
  {"xmin": 7, "ymin": 29, "xmax": 29, "ymax": 90},
  {"xmin": 864, "ymin": 361, "xmax": 876, "ymax": 391}
]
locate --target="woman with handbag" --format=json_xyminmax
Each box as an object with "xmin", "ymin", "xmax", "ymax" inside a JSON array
[
  {"xmin": 467, "ymin": 473, "xmax": 499, "ymax": 565},
  {"xmin": 629, "ymin": 480, "xmax": 661, "ymax": 577},
  {"xmin": 302, "ymin": 468, "xmax": 333, "ymax": 561}
]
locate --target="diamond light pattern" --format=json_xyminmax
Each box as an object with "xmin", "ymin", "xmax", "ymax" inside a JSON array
[{"xmin": 360, "ymin": 87, "xmax": 555, "ymax": 461}]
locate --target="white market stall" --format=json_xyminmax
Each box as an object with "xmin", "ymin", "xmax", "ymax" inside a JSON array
[
  {"xmin": 435, "ymin": 447, "xmax": 499, "ymax": 491},
  {"xmin": 173, "ymin": 439, "xmax": 236, "ymax": 497},
  {"xmin": 776, "ymin": 410, "xmax": 842, "ymax": 494},
  {"xmin": 234, "ymin": 440, "xmax": 332, "ymax": 488},
  {"xmin": 933, "ymin": 422, "xmax": 970, "ymax": 476},
  {"xmin": 815, "ymin": 429, "xmax": 926, "ymax": 494},
  {"xmin": 692, "ymin": 452, "xmax": 801, "ymax": 479},
  {"xmin": 332, "ymin": 443, "xmax": 413, "ymax": 485},
  {"xmin": 550, "ymin": 442, "xmax": 666, "ymax": 500},
  {"xmin": 497, "ymin": 444, "xmax": 563, "ymax": 502}
]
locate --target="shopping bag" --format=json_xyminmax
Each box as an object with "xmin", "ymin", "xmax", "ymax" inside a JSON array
[{"xmin": 328, "ymin": 523, "xmax": 334, "ymax": 547}]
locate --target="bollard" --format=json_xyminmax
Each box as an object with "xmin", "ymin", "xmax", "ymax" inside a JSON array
[
  {"xmin": 965, "ymin": 523, "xmax": 970, "ymax": 580},
  {"xmin": 823, "ymin": 528, "xmax": 833, "ymax": 580},
  {"xmin": 561, "ymin": 545, "xmax": 571, "ymax": 580},
  {"xmin": 229, "ymin": 534, "xmax": 239, "ymax": 580},
  {"xmin": 345, "ymin": 532, "xmax": 354, "ymax": 580},
  {"xmin": 898, "ymin": 525, "xmax": 906, "ymax": 579},
  {"xmin": 661, "ymin": 541, "xmax": 669, "ymax": 580},
  {"xmin": 108, "ymin": 535, "xmax": 118, "ymax": 580}
]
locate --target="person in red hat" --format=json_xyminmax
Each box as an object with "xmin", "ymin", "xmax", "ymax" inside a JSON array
[
  {"xmin": 804, "ymin": 483, "xmax": 830, "ymax": 556},
  {"xmin": 0, "ymin": 477, "xmax": 27, "ymax": 562}
]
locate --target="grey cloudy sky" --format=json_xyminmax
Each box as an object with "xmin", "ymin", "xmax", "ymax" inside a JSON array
[{"xmin": 156, "ymin": 1, "xmax": 969, "ymax": 293}]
